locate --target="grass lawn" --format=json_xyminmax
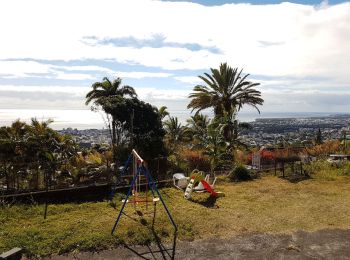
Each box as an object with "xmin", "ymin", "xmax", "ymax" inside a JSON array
[{"xmin": 1, "ymin": 167, "xmax": 350, "ymax": 256}]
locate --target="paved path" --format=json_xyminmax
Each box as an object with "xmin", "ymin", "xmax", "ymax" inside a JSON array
[{"xmin": 42, "ymin": 229, "xmax": 350, "ymax": 259}]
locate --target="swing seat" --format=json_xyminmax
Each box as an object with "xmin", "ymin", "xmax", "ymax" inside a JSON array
[{"xmin": 122, "ymin": 197, "xmax": 159, "ymax": 203}]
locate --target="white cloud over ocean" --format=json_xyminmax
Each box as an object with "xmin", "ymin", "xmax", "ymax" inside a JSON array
[{"xmin": 0, "ymin": 0, "xmax": 350, "ymax": 122}]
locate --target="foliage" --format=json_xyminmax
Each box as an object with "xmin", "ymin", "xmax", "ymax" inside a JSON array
[
  {"xmin": 113, "ymin": 146, "xmax": 130, "ymax": 166},
  {"xmin": 86, "ymin": 151, "xmax": 103, "ymax": 165},
  {"xmin": 163, "ymin": 117, "xmax": 189, "ymax": 150},
  {"xmin": 85, "ymin": 77, "xmax": 137, "ymax": 148},
  {"xmin": 229, "ymin": 165, "xmax": 251, "ymax": 182},
  {"xmin": 187, "ymin": 63, "xmax": 263, "ymax": 119},
  {"xmin": 166, "ymin": 154, "xmax": 186, "ymax": 173},
  {"xmin": 187, "ymin": 63, "xmax": 263, "ymax": 168},
  {"xmin": 304, "ymin": 159, "xmax": 350, "ymax": 180},
  {"xmin": 234, "ymin": 149, "xmax": 249, "ymax": 165},
  {"xmin": 158, "ymin": 106, "xmax": 169, "ymax": 120},
  {"xmin": 200, "ymin": 122, "xmax": 229, "ymax": 172},
  {"xmin": 0, "ymin": 119, "xmax": 77, "ymax": 191},
  {"xmin": 102, "ymin": 97, "xmax": 166, "ymax": 163},
  {"xmin": 341, "ymin": 140, "xmax": 350, "ymax": 154},
  {"xmin": 186, "ymin": 114, "xmax": 210, "ymax": 146},
  {"xmin": 306, "ymin": 140, "xmax": 341, "ymax": 157},
  {"xmin": 182, "ymin": 149, "xmax": 211, "ymax": 172}
]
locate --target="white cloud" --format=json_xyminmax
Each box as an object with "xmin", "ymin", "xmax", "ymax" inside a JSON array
[
  {"xmin": 0, "ymin": 60, "xmax": 172, "ymax": 80},
  {"xmin": 54, "ymin": 73, "xmax": 96, "ymax": 81},
  {"xmin": 1, "ymin": 0, "xmax": 349, "ymax": 78},
  {"xmin": 114, "ymin": 71, "xmax": 172, "ymax": 79},
  {"xmin": 173, "ymin": 76, "xmax": 202, "ymax": 85},
  {"xmin": 135, "ymin": 86, "xmax": 189, "ymax": 100},
  {"xmin": 0, "ymin": 0, "xmax": 350, "ymax": 115},
  {"xmin": 261, "ymin": 91, "xmax": 350, "ymax": 113},
  {"xmin": 0, "ymin": 60, "xmax": 53, "ymax": 78},
  {"xmin": 0, "ymin": 85, "xmax": 190, "ymax": 108},
  {"xmin": 57, "ymin": 65, "xmax": 114, "ymax": 73}
]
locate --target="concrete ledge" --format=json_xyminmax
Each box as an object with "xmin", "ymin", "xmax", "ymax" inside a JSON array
[{"xmin": 0, "ymin": 247, "xmax": 22, "ymax": 260}]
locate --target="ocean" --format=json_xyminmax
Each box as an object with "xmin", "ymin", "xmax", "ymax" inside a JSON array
[{"xmin": 0, "ymin": 109, "xmax": 344, "ymax": 130}]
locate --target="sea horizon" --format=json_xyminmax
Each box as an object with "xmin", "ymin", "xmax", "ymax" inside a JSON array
[{"xmin": 0, "ymin": 108, "xmax": 349, "ymax": 130}]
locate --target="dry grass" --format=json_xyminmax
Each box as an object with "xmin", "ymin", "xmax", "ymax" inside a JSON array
[{"xmin": 1, "ymin": 166, "xmax": 350, "ymax": 256}]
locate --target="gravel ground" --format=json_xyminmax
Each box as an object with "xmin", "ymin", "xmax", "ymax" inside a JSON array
[{"xmin": 41, "ymin": 229, "xmax": 350, "ymax": 260}]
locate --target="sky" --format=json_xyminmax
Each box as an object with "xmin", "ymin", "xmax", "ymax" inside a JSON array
[{"xmin": 0, "ymin": 0, "xmax": 350, "ymax": 128}]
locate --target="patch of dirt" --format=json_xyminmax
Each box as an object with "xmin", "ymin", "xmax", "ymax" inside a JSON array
[{"xmin": 39, "ymin": 229, "xmax": 350, "ymax": 259}]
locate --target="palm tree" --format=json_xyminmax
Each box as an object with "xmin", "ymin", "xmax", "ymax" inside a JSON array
[
  {"xmin": 27, "ymin": 118, "xmax": 60, "ymax": 190},
  {"xmin": 158, "ymin": 106, "xmax": 169, "ymax": 120},
  {"xmin": 187, "ymin": 63, "xmax": 263, "ymax": 120},
  {"xmin": 85, "ymin": 77, "xmax": 137, "ymax": 147},
  {"xmin": 197, "ymin": 123, "xmax": 226, "ymax": 173},
  {"xmin": 187, "ymin": 63, "xmax": 263, "ymax": 161},
  {"xmin": 186, "ymin": 113, "xmax": 210, "ymax": 146},
  {"xmin": 0, "ymin": 126, "xmax": 15, "ymax": 190},
  {"xmin": 163, "ymin": 117, "xmax": 188, "ymax": 153},
  {"xmin": 0, "ymin": 120, "xmax": 34, "ymax": 190}
]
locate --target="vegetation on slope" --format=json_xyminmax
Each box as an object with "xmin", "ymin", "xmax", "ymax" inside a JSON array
[{"xmin": 1, "ymin": 163, "xmax": 350, "ymax": 256}]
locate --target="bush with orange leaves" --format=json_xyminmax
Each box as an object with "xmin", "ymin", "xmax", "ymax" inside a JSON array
[
  {"xmin": 306, "ymin": 140, "xmax": 342, "ymax": 157},
  {"xmin": 180, "ymin": 148, "xmax": 211, "ymax": 172}
]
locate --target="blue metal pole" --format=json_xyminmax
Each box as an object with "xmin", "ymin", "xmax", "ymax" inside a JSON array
[
  {"xmin": 111, "ymin": 171, "xmax": 138, "ymax": 235},
  {"xmin": 145, "ymin": 167, "xmax": 177, "ymax": 231},
  {"xmin": 141, "ymin": 166, "xmax": 156, "ymax": 198},
  {"xmin": 109, "ymin": 154, "xmax": 133, "ymax": 200},
  {"xmin": 120, "ymin": 154, "xmax": 133, "ymax": 177}
]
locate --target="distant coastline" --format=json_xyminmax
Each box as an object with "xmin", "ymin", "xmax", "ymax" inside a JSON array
[
  {"xmin": 239, "ymin": 112, "xmax": 350, "ymax": 123},
  {"xmin": 0, "ymin": 108, "xmax": 349, "ymax": 130}
]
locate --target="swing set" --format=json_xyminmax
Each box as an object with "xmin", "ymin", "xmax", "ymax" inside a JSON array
[{"xmin": 111, "ymin": 149, "xmax": 177, "ymax": 234}]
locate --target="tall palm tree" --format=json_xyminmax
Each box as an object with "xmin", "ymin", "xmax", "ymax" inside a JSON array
[
  {"xmin": 187, "ymin": 63, "xmax": 263, "ymax": 120},
  {"xmin": 85, "ymin": 77, "xmax": 137, "ymax": 147},
  {"xmin": 188, "ymin": 63, "xmax": 263, "ymax": 155}
]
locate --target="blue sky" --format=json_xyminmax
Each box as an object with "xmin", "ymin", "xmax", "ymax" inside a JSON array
[{"xmin": 0, "ymin": 0, "xmax": 350, "ymax": 128}]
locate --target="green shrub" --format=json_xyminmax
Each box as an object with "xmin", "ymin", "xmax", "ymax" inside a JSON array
[
  {"xmin": 186, "ymin": 153, "xmax": 211, "ymax": 172},
  {"xmin": 304, "ymin": 160, "xmax": 350, "ymax": 180},
  {"xmin": 230, "ymin": 165, "xmax": 251, "ymax": 182}
]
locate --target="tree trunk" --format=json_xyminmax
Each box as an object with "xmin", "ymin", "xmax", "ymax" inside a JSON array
[
  {"xmin": 36, "ymin": 165, "xmax": 40, "ymax": 190},
  {"xmin": 5, "ymin": 163, "xmax": 9, "ymax": 191},
  {"xmin": 44, "ymin": 171, "xmax": 49, "ymax": 219},
  {"xmin": 112, "ymin": 118, "xmax": 116, "ymax": 146},
  {"xmin": 107, "ymin": 116, "xmax": 113, "ymax": 146},
  {"xmin": 16, "ymin": 173, "xmax": 19, "ymax": 190}
]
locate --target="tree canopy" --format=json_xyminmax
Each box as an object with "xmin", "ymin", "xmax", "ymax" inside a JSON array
[
  {"xmin": 187, "ymin": 62, "xmax": 263, "ymax": 120},
  {"xmin": 102, "ymin": 97, "xmax": 166, "ymax": 161}
]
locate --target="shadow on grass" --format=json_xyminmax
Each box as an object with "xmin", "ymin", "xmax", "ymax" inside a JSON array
[
  {"xmin": 279, "ymin": 174, "xmax": 311, "ymax": 183},
  {"xmin": 190, "ymin": 195, "xmax": 218, "ymax": 208},
  {"xmin": 116, "ymin": 203, "xmax": 177, "ymax": 259},
  {"xmin": 122, "ymin": 230, "xmax": 177, "ymax": 260}
]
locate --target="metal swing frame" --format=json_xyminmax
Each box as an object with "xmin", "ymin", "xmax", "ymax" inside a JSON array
[{"xmin": 111, "ymin": 149, "xmax": 177, "ymax": 234}]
